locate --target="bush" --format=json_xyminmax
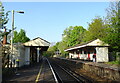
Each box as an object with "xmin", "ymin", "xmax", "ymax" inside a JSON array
[
  {"xmin": 43, "ymin": 51, "xmax": 53, "ymax": 57},
  {"xmin": 107, "ymin": 60, "xmax": 120, "ymax": 65}
]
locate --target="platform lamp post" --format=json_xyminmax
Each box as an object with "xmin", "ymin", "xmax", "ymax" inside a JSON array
[{"xmin": 10, "ymin": 10, "xmax": 24, "ymax": 68}]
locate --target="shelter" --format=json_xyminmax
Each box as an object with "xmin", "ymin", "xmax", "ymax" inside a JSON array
[
  {"xmin": 23, "ymin": 37, "xmax": 50, "ymax": 65},
  {"xmin": 65, "ymin": 39, "xmax": 109, "ymax": 62},
  {"xmin": 4, "ymin": 37, "xmax": 50, "ymax": 67}
]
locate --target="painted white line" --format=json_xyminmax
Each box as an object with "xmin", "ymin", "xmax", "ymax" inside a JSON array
[
  {"xmin": 35, "ymin": 64, "xmax": 43, "ymax": 83},
  {"xmin": 46, "ymin": 58, "xmax": 59, "ymax": 83}
]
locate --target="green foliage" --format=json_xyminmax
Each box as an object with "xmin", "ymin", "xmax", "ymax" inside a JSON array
[
  {"xmin": 48, "ymin": 42, "xmax": 59, "ymax": 52},
  {"xmin": 43, "ymin": 51, "xmax": 53, "ymax": 57},
  {"xmin": 102, "ymin": 2, "xmax": 120, "ymax": 52},
  {"xmin": 82, "ymin": 2, "xmax": 119, "ymax": 52},
  {"xmin": 48, "ymin": 2, "xmax": 120, "ymax": 57},
  {"xmin": 47, "ymin": 42, "xmax": 59, "ymax": 57},
  {"xmin": 83, "ymin": 16, "xmax": 107, "ymax": 42},
  {"xmin": 13, "ymin": 29, "xmax": 30, "ymax": 43},
  {"xmin": 0, "ymin": 1, "xmax": 10, "ymax": 28},
  {"xmin": 52, "ymin": 26, "xmax": 86, "ymax": 58},
  {"xmin": 47, "ymin": 41, "xmax": 68, "ymax": 58},
  {"xmin": 63, "ymin": 26, "xmax": 86, "ymax": 47},
  {"xmin": 0, "ymin": 2, "xmax": 10, "ymax": 40},
  {"xmin": 107, "ymin": 60, "xmax": 120, "ymax": 65},
  {"xmin": 58, "ymin": 41, "xmax": 67, "ymax": 56},
  {"xmin": 45, "ymin": 2, "xmax": 120, "ymax": 59}
]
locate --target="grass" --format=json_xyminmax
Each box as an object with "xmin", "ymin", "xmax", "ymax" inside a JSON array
[{"xmin": 107, "ymin": 60, "xmax": 120, "ymax": 65}]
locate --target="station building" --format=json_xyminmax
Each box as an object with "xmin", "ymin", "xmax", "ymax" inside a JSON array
[
  {"xmin": 23, "ymin": 37, "xmax": 50, "ymax": 65},
  {"xmin": 3, "ymin": 37, "xmax": 50, "ymax": 67},
  {"xmin": 65, "ymin": 39, "xmax": 109, "ymax": 62}
]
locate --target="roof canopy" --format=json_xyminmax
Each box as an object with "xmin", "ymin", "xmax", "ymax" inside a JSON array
[
  {"xmin": 65, "ymin": 39, "xmax": 109, "ymax": 51},
  {"xmin": 23, "ymin": 37, "xmax": 50, "ymax": 47}
]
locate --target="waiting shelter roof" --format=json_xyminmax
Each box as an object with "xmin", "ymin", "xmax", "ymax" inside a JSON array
[
  {"xmin": 23, "ymin": 37, "xmax": 50, "ymax": 47},
  {"xmin": 65, "ymin": 39, "xmax": 109, "ymax": 51}
]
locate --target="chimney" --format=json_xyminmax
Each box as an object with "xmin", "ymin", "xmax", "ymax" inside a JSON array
[{"xmin": 3, "ymin": 28, "xmax": 7, "ymax": 45}]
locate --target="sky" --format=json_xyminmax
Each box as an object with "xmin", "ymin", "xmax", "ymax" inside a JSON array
[{"xmin": 3, "ymin": 2, "xmax": 110, "ymax": 43}]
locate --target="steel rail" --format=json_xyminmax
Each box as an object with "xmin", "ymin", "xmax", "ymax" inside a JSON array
[
  {"xmin": 46, "ymin": 57, "xmax": 59, "ymax": 83},
  {"xmin": 57, "ymin": 64, "xmax": 81, "ymax": 82},
  {"xmin": 49, "ymin": 58, "xmax": 81, "ymax": 83},
  {"xmin": 53, "ymin": 69, "xmax": 64, "ymax": 83},
  {"xmin": 51, "ymin": 58, "xmax": 92, "ymax": 83}
]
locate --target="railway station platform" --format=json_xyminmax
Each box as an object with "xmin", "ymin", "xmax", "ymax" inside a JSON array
[
  {"xmin": 55, "ymin": 58, "xmax": 120, "ymax": 82},
  {"xmin": 70, "ymin": 59, "xmax": 120, "ymax": 70},
  {"xmin": 36, "ymin": 57, "xmax": 56, "ymax": 83},
  {"xmin": 2, "ymin": 58, "xmax": 56, "ymax": 83}
]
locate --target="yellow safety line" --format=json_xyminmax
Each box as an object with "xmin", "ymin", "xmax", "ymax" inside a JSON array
[{"xmin": 35, "ymin": 64, "xmax": 43, "ymax": 83}]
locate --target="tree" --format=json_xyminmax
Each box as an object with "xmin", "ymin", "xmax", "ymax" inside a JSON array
[
  {"xmin": 0, "ymin": 2, "xmax": 10, "ymax": 41},
  {"xmin": 82, "ymin": 2, "xmax": 119, "ymax": 52},
  {"xmin": 46, "ymin": 42, "xmax": 59, "ymax": 57},
  {"xmin": 58, "ymin": 41, "xmax": 68, "ymax": 57},
  {"xmin": 103, "ymin": 2, "xmax": 120, "ymax": 52},
  {"xmin": 13, "ymin": 29, "xmax": 30, "ymax": 43},
  {"xmin": 54, "ymin": 26, "xmax": 86, "ymax": 58},
  {"xmin": 83, "ymin": 16, "xmax": 107, "ymax": 43},
  {"xmin": 63, "ymin": 26, "xmax": 86, "ymax": 47},
  {"xmin": 0, "ymin": 2, "xmax": 11, "ymax": 69},
  {"xmin": 48, "ymin": 42, "xmax": 59, "ymax": 52}
]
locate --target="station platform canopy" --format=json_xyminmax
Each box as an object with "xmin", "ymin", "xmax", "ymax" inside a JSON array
[
  {"xmin": 23, "ymin": 37, "xmax": 50, "ymax": 47},
  {"xmin": 65, "ymin": 39, "xmax": 109, "ymax": 52}
]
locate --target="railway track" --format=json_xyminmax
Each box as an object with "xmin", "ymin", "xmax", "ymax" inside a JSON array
[
  {"xmin": 36, "ymin": 57, "xmax": 92, "ymax": 83},
  {"xmin": 48, "ymin": 58, "xmax": 92, "ymax": 83}
]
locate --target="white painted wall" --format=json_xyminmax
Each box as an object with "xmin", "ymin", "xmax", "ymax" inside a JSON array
[
  {"xmin": 96, "ymin": 47, "xmax": 108, "ymax": 62},
  {"xmin": 79, "ymin": 50, "xmax": 87, "ymax": 60},
  {"xmin": 37, "ymin": 48, "xmax": 40, "ymax": 62},
  {"xmin": 10, "ymin": 44, "xmax": 25, "ymax": 67},
  {"xmin": 69, "ymin": 53, "xmax": 74, "ymax": 59},
  {"xmin": 90, "ymin": 53, "xmax": 94, "ymax": 60},
  {"xmin": 25, "ymin": 47, "xmax": 30, "ymax": 65},
  {"xmin": 73, "ymin": 51, "xmax": 78, "ymax": 58},
  {"xmin": 12, "ymin": 46, "xmax": 19, "ymax": 67},
  {"xmin": 80, "ymin": 50, "xmax": 84, "ymax": 59},
  {"xmin": 18, "ymin": 46, "xmax": 25, "ymax": 67}
]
